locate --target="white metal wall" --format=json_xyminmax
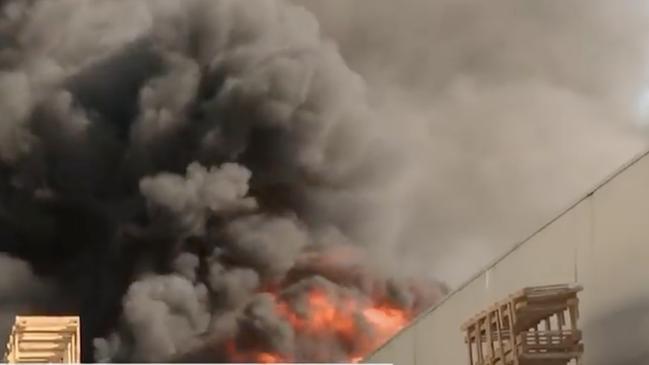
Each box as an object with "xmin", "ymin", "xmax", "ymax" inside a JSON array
[{"xmin": 366, "ymin": 151, "xmax": 649, "ymax": 365}]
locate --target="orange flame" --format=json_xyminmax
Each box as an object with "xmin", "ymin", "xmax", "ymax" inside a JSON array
[
  {"xmin": 256, "ymin": 352, "xmax": 285, "ymax": 363},
  {"xmin": 226, "ymin": 288, "xmax": 410, "ymax": 363},
  {"xmin": 226, "ymin": 340, "xmax": 289, "ymax": 363}
]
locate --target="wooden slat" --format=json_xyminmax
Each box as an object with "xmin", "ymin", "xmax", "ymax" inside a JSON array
[
  {"xmin": 520, "ymin": 351, "xmax": 583, "ymax": 360},
  {"xmin": 475, "ymin": 318, "xmax": 483, "ymax": 363},
  {"xmin": 496, "ymin": 307, "xmax": 505, "ymax": 365},
  {"xmin": 484, "ymin": 312, "xmax": 491, "ymax": 363}
]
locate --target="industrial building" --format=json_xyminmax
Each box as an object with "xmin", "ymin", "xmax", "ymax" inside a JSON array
[{"xmin": 366, "ymin": 150, "xmax": 649, "ymax": 364}]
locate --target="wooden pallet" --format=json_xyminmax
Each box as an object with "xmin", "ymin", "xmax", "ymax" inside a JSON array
[
  {"xmin": 461, "ymin": 284, "xmax": 583, "ymax": 365},
  {"xmin": 3, "ymin": 316, "xmax": 80, "ymax": 364}
]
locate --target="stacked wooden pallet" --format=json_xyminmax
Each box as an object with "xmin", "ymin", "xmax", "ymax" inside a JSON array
[
  {"xmin": 461, "ymin": 284, "xmax": 583, "ymax": 365},
  {"xmin": 3, "ymin": 316, "xmax": 80, "ymax": 363}
]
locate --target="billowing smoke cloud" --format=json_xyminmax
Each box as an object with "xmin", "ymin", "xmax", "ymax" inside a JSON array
[
  {"xmin": 0, "ymin": 0, "xmax": 445, "ymax": 362},
  {"xmin": 300, "ymin": 0, "xmax": 649, "ymax": 284},
  {"xmin": 3, "ymin": 0, "xmax": 649, "ymax": 362}
]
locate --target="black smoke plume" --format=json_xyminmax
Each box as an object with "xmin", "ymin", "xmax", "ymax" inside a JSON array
[{"xmin": 0, "ymin": 0, "xmax": 446, "ymax": 362}]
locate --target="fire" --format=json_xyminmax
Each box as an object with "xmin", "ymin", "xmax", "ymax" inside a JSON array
[
  {"xmin": 276, "ymin": 290, "xmax": 358, "ymax": 337},
  {"xmin": 225, "ymin": 340, "xmax": 288, "ymax": 363},
  {"xmin": 256, "ymin": 352, "xmax": 285, "ymax": 363},
  {"xmin": 225, "ymin": 287, "xmax": 411, "ymax": 363},
  {"xmin": 363, "ymin": 305, "xmax": 409, "ymax": 334}
]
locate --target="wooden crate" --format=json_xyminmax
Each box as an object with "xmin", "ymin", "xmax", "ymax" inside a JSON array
[
  {"xmin": 3, "ymin": 316, "xmax": 81, "ymax": 363},
  {"xmin": 461, "ymin": 285, "xmax": 583, "ymax": 365}
]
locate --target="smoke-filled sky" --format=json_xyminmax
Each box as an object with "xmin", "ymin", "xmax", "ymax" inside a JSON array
[
  {"xmin": 1, "ymin": 0, "xmax": 649, "ymax": 363},
  {"xmin": 301, "ymin": 0, "xmax": 649, "ymax": 283}
]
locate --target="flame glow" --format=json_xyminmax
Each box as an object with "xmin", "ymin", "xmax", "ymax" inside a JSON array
[
  {"xmin": 225, "ymin": 287, "xmax": 411, "ymax": 363},
  {"xmin": 226, "ymin": 340, "xmax": 288, "ymax": 363}
]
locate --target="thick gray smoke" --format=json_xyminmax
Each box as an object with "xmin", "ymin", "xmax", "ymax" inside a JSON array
[
  {"xmin": 0, "ymin": 0, "xmax": 445, "ymax": 362},
  {"xmin": 301, "ymin": 0, "xmax": 649, "ymax": 285},
  {"xmin": 3, "ymin": 0, "xmax": 649, "ymax": 362}
]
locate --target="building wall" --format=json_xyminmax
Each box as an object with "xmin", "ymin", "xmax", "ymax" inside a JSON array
[{"xmin": 366, "ymin": 151, "xmax": 649, "ymax": 365}]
